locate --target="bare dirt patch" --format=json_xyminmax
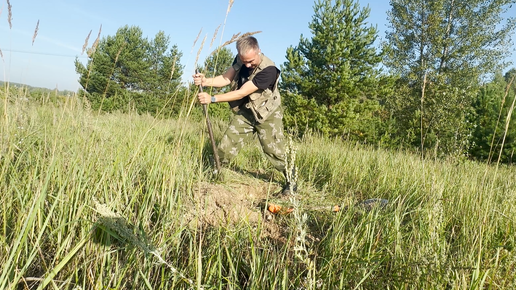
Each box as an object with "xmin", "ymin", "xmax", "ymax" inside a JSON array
[{"xmin": 182, "ymin": 173, "xmax": 287, "ymax": 240}]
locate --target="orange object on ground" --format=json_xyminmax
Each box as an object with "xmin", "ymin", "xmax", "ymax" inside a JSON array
[
  {"xmin": 268, "ymin": 203, "xmax": 294, "ymax": 214},
  {"xmin": 333, "ymin": 205, "xmax": 341, "ymax": 212},
  {"xmin": 268, "ymin": 203, "xmax": 282, "ymax": 213}
]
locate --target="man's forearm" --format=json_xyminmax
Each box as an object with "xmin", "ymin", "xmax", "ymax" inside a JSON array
[
  {"xmin": 203, "ymin": 75, "xmax": 231, "ymax": 88},
  {"xmin": 211, "ymin": 77, "xmax": 258, "ymax": 103},
  {"xmin": 212, "ymin": 90, "xmax": 249, "ymax": 103}
]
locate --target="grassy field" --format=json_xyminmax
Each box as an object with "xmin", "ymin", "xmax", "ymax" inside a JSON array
[{"xmin": 1, "ymin": 89, "xmax": 516, "ymax": 289}]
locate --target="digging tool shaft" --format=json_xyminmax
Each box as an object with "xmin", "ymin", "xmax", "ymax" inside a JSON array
[{"xmin": 196, "ymin": 69, "xmax": 222, "ymax": 173}]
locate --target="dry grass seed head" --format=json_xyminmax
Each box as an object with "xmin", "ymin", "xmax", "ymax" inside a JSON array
[
  {"xmin": 191, "ymin": 28, "xmax": 203, "ymax": 54},
  {"xmin": 32, "ymin": 20, "xmax": 39, "ymax": 46},
  {"xmin": 208, "ymin": 33, "xmax": 241, "ymax": 57},
  {"xmin": 84, "ymin": 26, "xmax": 100, "ymax": 88},
  {"xmin": 169, "ymin": 55, "xmax": 177, "ymax": 80},
  {"xmin": 209, "ymin": 31, "xmax": 261, "ymax": 57},
  {"xmin": 82, "ymin": 30, "xmax": 92, "ymax": 55},
  {"xmin": 223, "ymin": 32, "xmax": 241, "ymax": 47},
  {"xmin": 239, "ymin": 31, "xmax": 261, "ymax": 40},
  {"xmin": 194, "ymin": 34, "xmax": 207, "ymax": 69},
  {"xmin": 7, "ymin": 0, "xmax": 12, "ymax": 29},
  {"xmin": 209, "ymin": 24, "xmax": 221, "ymax": 50},
  {"xmin": 88, "ymin": 25, "xmax": 102, "ymax": 57},
  {"xmin": 226, "ymin": 0, "xmax": 234, "ymax": 16}
]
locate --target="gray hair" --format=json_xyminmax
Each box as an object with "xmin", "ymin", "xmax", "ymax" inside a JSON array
[{"xmin": 236, "ymin": 36, "xmax": 260, "ymax": 54}]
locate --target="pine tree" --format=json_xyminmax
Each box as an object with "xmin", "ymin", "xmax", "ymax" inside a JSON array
[
  {"xmin": 74, "ymin": 25, "xmax": 184, "ymax": 115},
  {"xmin": 201, "ymin": 47, "xmax": 234, "ymax": 94},
  {"xmin": 280, "ymin": 0, "xmax": 389, "ymax": 141}
]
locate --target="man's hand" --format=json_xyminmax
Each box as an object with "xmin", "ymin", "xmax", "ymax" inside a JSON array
[
  {"xmin": 193, "ymin": 73, "xmax": 205, "ymax": 86},
  {"xmin": 197, "ymin": 92, "xmax": 212, "ymax": 105}
]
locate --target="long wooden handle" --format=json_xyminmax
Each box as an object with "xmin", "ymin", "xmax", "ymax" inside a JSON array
[{"xmin": 196, "ymin": 69, "xmax": 221, "ymax": 173}]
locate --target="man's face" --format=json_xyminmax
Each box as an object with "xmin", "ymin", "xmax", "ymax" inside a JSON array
[{"xmin": 239, "ymin": 49, "xmax": 261, "ymax": 69}]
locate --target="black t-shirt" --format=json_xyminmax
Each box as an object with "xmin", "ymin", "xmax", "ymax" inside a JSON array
[{"xmin": 232, "ymin": 56, "xmax": 278, "ymax": 90}]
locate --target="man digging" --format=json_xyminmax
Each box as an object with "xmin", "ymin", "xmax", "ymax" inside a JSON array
[{"xmin": 193, "ymin": 36, "xmax": 296, "ymax": 196}]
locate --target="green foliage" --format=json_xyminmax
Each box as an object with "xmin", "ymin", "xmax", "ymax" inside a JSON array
[
  {"xmin": 280, "ymin": 0, "xmax": 391, "ymax": 142},
  {"xmin": 384, "ymin": 0, "xmax": 516, "ymax": 157},
  {"xmin": 200, "ymin": 47, "xmax": 234, "ymax": 91},
  {"xmin": 74, "ymin": 25, "xmax": 185, "ymax": 117},
  {"xmin": 470, "ymin": 69, "xmax": 516, "ymax": 163}
]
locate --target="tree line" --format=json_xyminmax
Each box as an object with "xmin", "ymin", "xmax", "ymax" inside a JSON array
[{"xmin": 73, "ymin": 0, "xmax": 516, "ymax": 163}]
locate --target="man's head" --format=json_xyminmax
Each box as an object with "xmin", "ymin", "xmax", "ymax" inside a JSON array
[{"xmin": 236, "ymin": 36, "xmax": 261, "ymax": 69}]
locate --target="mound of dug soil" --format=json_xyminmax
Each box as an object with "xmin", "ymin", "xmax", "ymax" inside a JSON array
[{"xmin": 183, "ymin": 174, "xmax": 286, "ymax": 240}]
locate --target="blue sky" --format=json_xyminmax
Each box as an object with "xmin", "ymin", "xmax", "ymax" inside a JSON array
[{"xmin": 0, "ymin": 0, "xmax": 514, "ymax": 92}]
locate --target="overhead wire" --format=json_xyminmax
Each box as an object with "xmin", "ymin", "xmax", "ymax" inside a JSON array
[{"xmin": 0, "ymin": 49, "xmax": 88, "ymax": 58}]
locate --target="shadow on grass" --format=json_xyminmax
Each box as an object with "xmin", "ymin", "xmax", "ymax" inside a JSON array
[
  {"xmin": 92, "ymin": 216, "xmax": 154, "ymax": 253},
  {"xmin": 90, "ymin": 205, "xmax": 198, "ymax": 288}
]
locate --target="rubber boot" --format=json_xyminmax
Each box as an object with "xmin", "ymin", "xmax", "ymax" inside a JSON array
[{"xmin": 280, "ymin": 167, "xmax": 297, "ymax": 196}]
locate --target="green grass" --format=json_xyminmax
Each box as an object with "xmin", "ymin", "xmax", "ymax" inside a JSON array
[{"xmin": 1, "ymin": 89, "xmax": 516, "ymax": 289}]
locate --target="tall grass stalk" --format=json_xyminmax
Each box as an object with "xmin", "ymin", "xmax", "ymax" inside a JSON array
[{"xmin": 487, "ymin": 75, "xmax": 515, "ymax": 164}]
